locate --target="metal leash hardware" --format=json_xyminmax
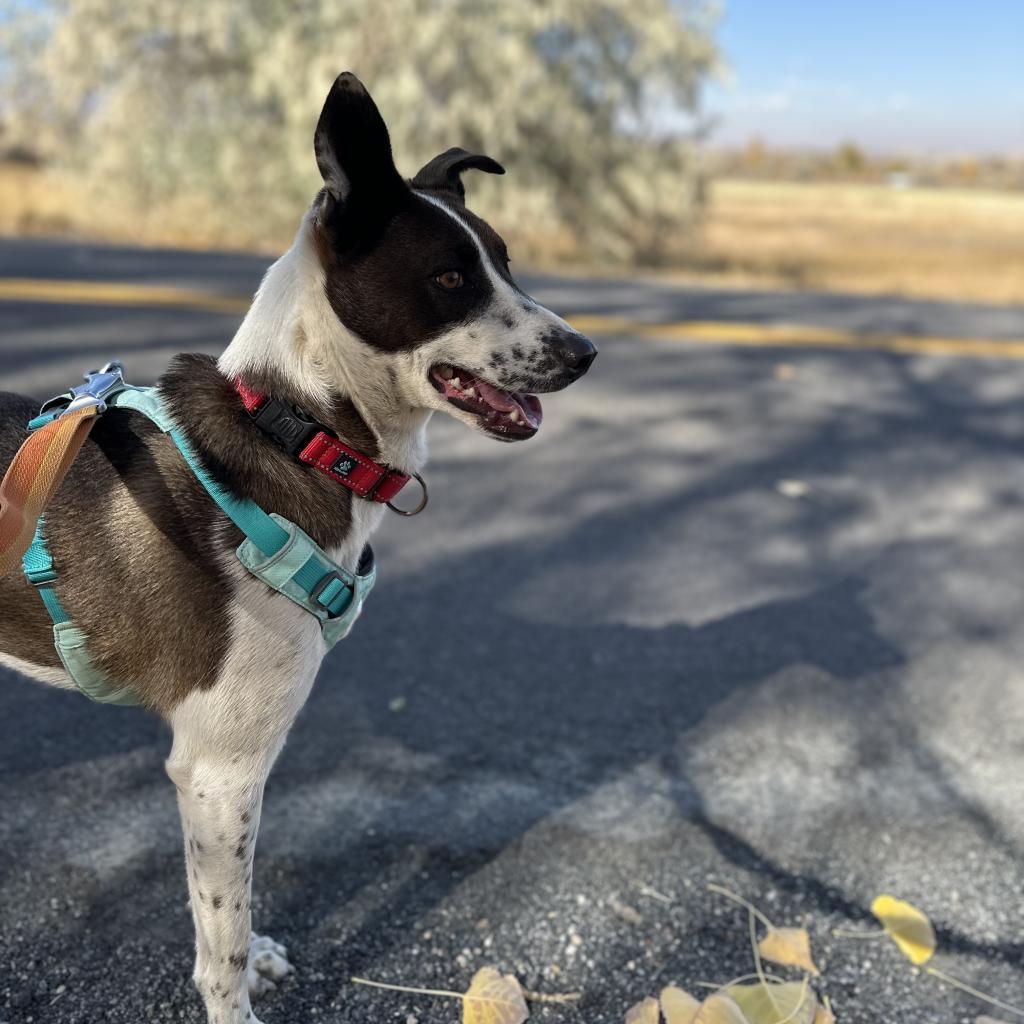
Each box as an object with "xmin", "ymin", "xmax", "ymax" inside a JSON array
[
  {"xmin": 386, "ymin": 472, "xmax": 429, "ymax": 516},
  {"xmin": 39, "ymin": 361, "xmax": 128, "ymax": 419}
]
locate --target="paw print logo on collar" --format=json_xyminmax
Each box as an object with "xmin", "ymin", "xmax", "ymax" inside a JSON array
[{"xmin": 331, "ymin": 453, "xmax": 358, "ymax": 478}]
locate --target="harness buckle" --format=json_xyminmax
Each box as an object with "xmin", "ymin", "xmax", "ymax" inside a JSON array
[
  {"xmin": 25, "ymin": 566, "xmax": 58, "ymax": 587},
  {"xmin": 39, "ymin": 361, "xmax": 128, "ymax": 419},
  {"xmin": 309, "ymin": 569, "xmax": 353, "ymax": 618}
]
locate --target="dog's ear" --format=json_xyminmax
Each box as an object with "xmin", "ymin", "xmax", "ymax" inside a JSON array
[
  {"xmin": 411, "ymin": 147, "xmax": 505, "ymax": 201},
  {"xmin": 314, "ymin": 72, "xmax": 405, "ymax": 207}
]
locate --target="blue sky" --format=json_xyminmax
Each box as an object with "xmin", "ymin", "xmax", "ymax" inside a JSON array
[{"xmin": 704, "ymin": 0, "xmax": 1023, "ymax": 154}]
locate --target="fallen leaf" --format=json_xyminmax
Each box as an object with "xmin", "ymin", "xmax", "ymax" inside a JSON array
[
  {"xmin": 693, "ymin": 993, "xmax": 749, "ymax": 1024},
  {"xmin": 870, "ymin": 895, "xmax": 936, "ymax": 965},
  {"xmin": 661, "ymin": 985, "xmax": 701, "ymax": 1024},
  {"xmin": 464, "ymin": 967, "xmax": 529, "ymax": 1024},
  {"xmin": 813, "ymin": 1005, "xmax": 836, "ymax": 1024},
  {"xmin": 625, "ymin": 995, "xmax": 661, "ymax": 1024},
  {"xmin": 774, "ymin": 363, "xmax": 797, "ymax": 380},
  {"xmin": 725, "ymin": 981, "xmax": 817, "ymax": 1024},
  {"xmin": 758, "ymin": 927, "xmax": 820, "ymax": 976}
]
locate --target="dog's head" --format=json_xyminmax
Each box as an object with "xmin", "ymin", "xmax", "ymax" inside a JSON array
[{"xmin": 311, "ymin": 72, "xmax": 596, "ymax": 442}]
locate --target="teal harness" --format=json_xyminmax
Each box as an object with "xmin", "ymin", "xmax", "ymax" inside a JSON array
[{"xmin": 22, "ymin": 369, "xmax": 377, "ymax": 706}]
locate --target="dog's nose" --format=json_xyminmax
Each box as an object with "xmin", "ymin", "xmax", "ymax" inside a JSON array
[{"xmin": 554, "ymin": 331, "xmax": 598, "ymax": 374}]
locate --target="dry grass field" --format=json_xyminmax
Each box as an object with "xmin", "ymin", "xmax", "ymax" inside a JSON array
[
  {"xmin": 0, "ymin": 163, "xmax": 253, "ymax": 252},
  {"xmin": 681, "ymin": 178, "xmax": 1024, "ymax": 305},
  {"xmin": 2, "ymin": 164, "xmax": 1022, "ymax": 305}
]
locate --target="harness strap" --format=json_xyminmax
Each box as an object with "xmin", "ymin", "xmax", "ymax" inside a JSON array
[
  {"xmin": 23, "ymin": 518, "xmax": 70, "ymax": 623},
  {"xmin": 112, "ymin": 388, "xmax": 367, "ymax": 620},
  {"xmin": 0, "ymin": 404, "xmax": 101, "ymax": 576},
  {"xmin": 22, "ymin": 520, "xmax": 140, "ymax": 706}
]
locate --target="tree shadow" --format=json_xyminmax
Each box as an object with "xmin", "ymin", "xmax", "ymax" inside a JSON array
[{"xmin": 4, "ymin": 331, "xmax": 1024, "ymax": 1020}]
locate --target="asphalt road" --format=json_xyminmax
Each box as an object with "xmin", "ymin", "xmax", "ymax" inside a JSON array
[{"xmin": 1, "ymin": 237, "xmax": 1024, "ymax": 1024}]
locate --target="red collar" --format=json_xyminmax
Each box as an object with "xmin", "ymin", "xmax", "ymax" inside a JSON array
[{"xmin": 234, "ymin": 379, "xmax": 426, "ymax": 513}]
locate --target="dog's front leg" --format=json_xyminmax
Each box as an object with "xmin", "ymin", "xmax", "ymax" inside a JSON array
[
  {"xmin": 167, "ymin": 741, "xmax": 293, "ymax": 1024},
  {"xmin": 166, "ymin": 642, "xmax": 316, "ymax": 1023},
  {"xmin": 172, "ymin": 770, "xmax": 278, "ymax": 1022}
]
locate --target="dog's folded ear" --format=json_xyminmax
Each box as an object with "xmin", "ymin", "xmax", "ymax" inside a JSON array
[
  {"xmin": 411, "ymin": 148, "xmax": 505, "ymax": 202},
  {"xmin": 314, "ymin": 72, "xmax": 406, "ymax": 209}
]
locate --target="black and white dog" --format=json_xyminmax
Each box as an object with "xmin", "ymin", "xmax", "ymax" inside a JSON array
[{"xmin": 0, "ymin": 73, "xmax": 594, "ymax": 1023}]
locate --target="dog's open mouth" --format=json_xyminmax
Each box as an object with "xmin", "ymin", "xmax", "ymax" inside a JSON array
[{"xmin": 429, "ymin": 364, "xmax": 542, "ymax": 439}]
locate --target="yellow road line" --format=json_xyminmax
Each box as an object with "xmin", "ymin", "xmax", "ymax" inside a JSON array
[
  {"xmin": 1, "ymin": 277, "xmax": 1021, "ymax": 360},
  {"xmin": 568, "ymin": 314, "xmax": 1024, "ymax": 360},
  {"xmin": 0, "ymin": 278, "xmax": 250, "ymax": 314}
]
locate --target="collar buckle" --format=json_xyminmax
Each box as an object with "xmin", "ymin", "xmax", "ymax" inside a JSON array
[{"xmin": 249, "ymin": 397, "xmax": 320, "ymax": 457}]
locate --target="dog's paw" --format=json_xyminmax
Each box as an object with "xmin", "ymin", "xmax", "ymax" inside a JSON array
[{"xmin": 247, "ymin": 932, "xmax": 294, "ymax": 999}]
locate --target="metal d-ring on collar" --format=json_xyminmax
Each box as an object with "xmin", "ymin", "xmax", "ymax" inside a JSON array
[{"xmin": 386, "ymin": 472, "xmax": 428, "ymax": 516}]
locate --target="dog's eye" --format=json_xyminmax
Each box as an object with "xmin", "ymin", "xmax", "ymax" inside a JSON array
[{"xmin": 435, "ymin": 270, "xmax": 464, "ymax": 290}]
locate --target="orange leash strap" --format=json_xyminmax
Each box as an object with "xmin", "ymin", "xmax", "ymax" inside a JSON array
[{"xmin": 0, "ymin": 405, "xmax": 101, "ymax": 576}]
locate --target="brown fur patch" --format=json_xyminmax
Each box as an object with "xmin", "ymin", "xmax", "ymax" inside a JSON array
[{"xmin": 0, "ymin": 355, "xmax": 376, "ymax": 714}]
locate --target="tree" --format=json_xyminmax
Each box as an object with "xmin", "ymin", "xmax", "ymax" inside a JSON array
[
  {"xmin": 1, "ymin": 0, "xmax": 719, "ymax": 263},
  {"xmin": 834, "ymin": 140, "xmax": 866, "ymax": 176}
]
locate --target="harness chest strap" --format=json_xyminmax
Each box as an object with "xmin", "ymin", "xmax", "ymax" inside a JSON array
[{"xmin": 104, "ymin": 386, "xmax": 378, "ymax": 632}]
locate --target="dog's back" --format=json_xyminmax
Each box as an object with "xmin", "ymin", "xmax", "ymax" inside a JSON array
[{"xmin": 0, "ymin": 376, "xmax": 241, "ymax": 706}]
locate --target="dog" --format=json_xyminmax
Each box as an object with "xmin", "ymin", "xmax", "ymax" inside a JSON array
[{"xmin": 0, "ymin": 72, "xmax": 595, "ymax": 1023}]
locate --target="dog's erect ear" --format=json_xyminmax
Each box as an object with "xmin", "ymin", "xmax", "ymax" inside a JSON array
[
  {"xmin": 410, "ymin": 147, "xmax": 505, "ymax": 201},
  {"xmin": 314, "ymin": 72, "xmax": 405, "ymax": 206}
]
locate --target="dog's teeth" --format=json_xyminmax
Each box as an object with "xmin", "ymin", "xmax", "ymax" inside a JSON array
[
  {"xmin": 463, "ymin": 386, "xmax": 477, "ymax": 398},
  {"xmin": 509, "ymin": 409, "xmax": 522, "ymax": 424},
  {"xmin": 450, "ymin": 377, "xmax": 461, "ymax": 389},
  {"xmin": 438, "ymin": 366, "xmax": 454, "ymax": 379}
]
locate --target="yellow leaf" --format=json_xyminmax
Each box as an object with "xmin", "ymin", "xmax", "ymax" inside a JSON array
[
  {"xmin": 725, "ymin": 981, "xmax": 817, "ymax": 1024},
  {"xmin": 693, "ymin": 993, "xmax": 749, "ymax": 1024},
  {"xmin": 813, "ymin": 1005, "xmax": 836, "ymax": 1024},
  {"xmin": 870, "ymin": 895, "xmax": 936, "ymax": 966},
  {"xmin": 625, "ymin": 996, "xmax": 661, "ymax": 1024},
  {"xmin": 661, "ymin": 985, "xmax": 702, "ymax": 1024},
  {"xmin": 463, "ymin": 967, "xmax": 529, "ymax": 1024},
  {"xmin": 758, "ymin": 928, "xmax": 821, "ymax": 976}
]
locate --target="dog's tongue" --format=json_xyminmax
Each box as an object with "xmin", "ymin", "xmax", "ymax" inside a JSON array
[
  {"xmin": 475, "ymin": 379, "xmax": 518, "ymax": 412},
  {"xmin": 475, "ymin": 379, "xmax": 542, "ymax": 429}
]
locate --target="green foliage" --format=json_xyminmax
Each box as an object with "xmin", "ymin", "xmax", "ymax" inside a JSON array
[{"xmin": 1, "ymin": 0, "xmax": 719, "ymax": 263}]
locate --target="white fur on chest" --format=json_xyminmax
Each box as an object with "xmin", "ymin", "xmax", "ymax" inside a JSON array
[{"xmin": 329, "ymin": 495, "xmax": 386, "ymax": 567}]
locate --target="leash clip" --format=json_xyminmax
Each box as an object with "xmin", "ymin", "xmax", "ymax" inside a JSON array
[{"xmin": 39, "ymin": 361, "xmax": 128, "ymax": 419}]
